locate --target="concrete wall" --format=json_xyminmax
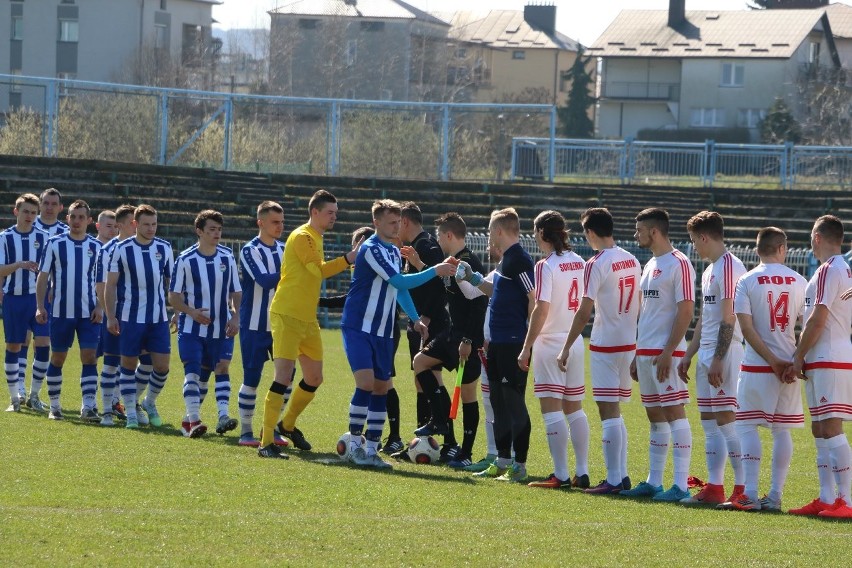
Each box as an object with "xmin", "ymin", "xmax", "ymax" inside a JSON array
[{"xmin": 597, "ymin": 100, "xmax": 676, "ymax": 138}]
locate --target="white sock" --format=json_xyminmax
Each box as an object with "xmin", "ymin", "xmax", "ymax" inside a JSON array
[
  {"xmin": 827, "ymin": 433, "xmax": 852, "ymax": 502},
  {"xmin": 769, "ymin": 427, "xmax": 793, "ymax": 503},
  {"xmin": 183, "ymin": 373, "xmax": 202, "ymax": 423},
  {"xmin": 702, "ymin": 419, "xmax": 726, "ymax": 486},
  {"xmin": 670, "ymin": 418, "xmax": 692, "ymax": 490},
  {"xmin": 619, "ymin": 415, "xmax": 629, "ymax": 481},
  {"xmin": 566, "ymin": 409, "xmax": 590, "ymax": 477},
  {"xmin": 238, "ymin": 385, "xmax": 257, "ymax": 436},
  {"xmin": 648, "ymin": 421, "xmax": 671, "ymax": 487},
  {"xmin": 719, "ymin": 421, "xmax": 744, "ymax": 486},
  {"xmin": 481, "ymin": 373, "xmax": 497, "ymax": 456},
  {"xmin": 602, "ymin": 417, "xmax": 623, "ymax": 485},
  {"xmin": 543, "ymin": 411, "xmax": 570, "ymax": 481},
  {"xmin": 816, "ymin": 438, "xmax": 834, "ymax": 504},
  {"xmin": 736, "ymin": 423, "xmax": 761, "ymax": 500}
]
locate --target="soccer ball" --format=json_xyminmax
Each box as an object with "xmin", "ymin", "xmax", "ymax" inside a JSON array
[
  {"xmin": 407, "ymin": 436, "xmax": 441, "ymax": 464},
  {"xmin": 336, "ymin": 432, "xmax": 365, "ymax": 461}
]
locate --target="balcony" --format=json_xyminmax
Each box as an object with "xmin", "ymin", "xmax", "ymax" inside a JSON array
[{"xmin": 600, "ymin": 81, "xmax": 680, "ymax": 101}]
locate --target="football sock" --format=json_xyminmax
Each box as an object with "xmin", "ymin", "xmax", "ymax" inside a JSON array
[
  {"xmin": 648, "ymin": 421, "xmax": 671, "ymax": 488},
  {"xmin": 280, "ymin": 379, "xmax": 317, "ymax": 431},
  {"xmin": 543, "ymin": 411, "xmax": 570, "ymax": 481},
  {"xmin": 182, "ymin": 373, "xmax": 202, "ymax": 423},
  {"xmin": 702, "ymin": 419, "xmax": 726, "ymax": 485},
  {"xmin": 135, "ymin": 354, "xmax": 153, "ymax": 399},
  {"xmin": 146, "ymin": 370, "xmax": 167, "ymax": 404},
  {"xmin": 416, "ymin": 392, "xmax": 430, "ymax": 427},
  {"xmin": 719, "ymin": 421, "xmax": 744, "ymax": 486},
  {"xmin": 438, "ymin": 385, "xmax": 456, "ymax": 445},
  {"xmin": 260, "ymin": 381, "xmax": 287, "ymax": 447},
  {"xmin": 348, "ymin": 388, "xmax": 370, "ymax": 436},
  {"xmin": 17, "ymin": 346, "xmax": 27, "ymax": 398},
  {"xmin": 816, "ymin": 438, "xmax": 835, "ymax": 504},
  {"xmin": 601, "ymin": 417, "xmax": 623, "ymax": 486},
  {"xmin": 214, "ymin": 374, "xmax": 230, "ymax": 418},
  {"xmin": 565, "ymin": 409, "xmax": 590, "ymax": 477},
  {"xmin": 670, "ymin": 418, "xmax": 692, "ymax": 490},
  {"xmin": 386, "ymin": 387, "xmax": 401, "ymax": 440},
  {"xmin": 80, "ymin": 364, "xmax": 98, "ymax": 411},
  {"xmin": 769, "ymin": 427, "xmax": 793, "ymax": 503},
  {"xmin": 5, "ymin": 350, "xmax": 18, "ymax": 401},
  {"xmin": 100, "ymin": 355, "xmax": 119, "ymax": 414},
  {"xmin": 119, "ymin": 367, "xmax": 137, "ymax": 419},
  {"xmin": 461, "ymin": 401, "xmax": 479, "ymax": 458},
  {"xmin": 827, "ymin": 433, "xmax": 852, "ymax": 502},
  {"xmin": 238, "ymin": 384, "xmax": 257, "ymax": 436},
  {"xmin": 619, "ymin": 415, "xmax": 629, "ymax": 480},
  {"xmin": 46, "ymin": 363, "xmax": 63, "ymax": 411},
  {"xmin": 198, "ymin": 369, "xmax": 212, "ymax": 405},
  {"xmin": 737, "ymin": 423, "xmax": 761, "ymax": 500},
  {"xmin": 415, "ymin": 371, "xmax": 439, "ymax": 420},
  {"xmin": 480, "ymin": 371, "xmax": 497, "ymax": 456},
  {"xmin": 31, "ymin": 346, "xmax": 49, "ymax": 396},
  {"xmin": 365, "ymin": 393, "xmax": 388, "ymax": 456}
]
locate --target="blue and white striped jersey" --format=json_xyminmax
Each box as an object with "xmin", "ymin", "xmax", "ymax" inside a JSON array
[
  {"xmin": 39, "ymin": 233, "xmax": 101, "ymax": 318},
  {"xmin": 341, "ymin": 234, "xmax": 402, "ymax": 338},
  {"xmin": 239, "ymin": 236, "xmax": 284, "ymax": 332},
  {"xmin": 95, "ymin": 236, "xmax": 122, "ymax": 284},
  {"xmin": 109, "ymin": 237, "xmax": 174, "ymax": 324},
  {"xmin": 170, "ymin": 245, "xmax": 241, "ymax": 339},
  {"xmin": 0, "ymin": 226, "xmax": 49, "ymax": 295},
  {"xmin": 34, "ymin": 218, "xmax": 69, "ymax": 238}
]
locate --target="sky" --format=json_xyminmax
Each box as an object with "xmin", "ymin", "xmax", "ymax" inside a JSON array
[{"xmin": 211, "ymin": 0, "xmax": 851, "ymax": 46}]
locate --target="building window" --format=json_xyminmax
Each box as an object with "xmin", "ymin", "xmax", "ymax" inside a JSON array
[
  {"xmin": 738, "ymin": 108, "xmax": 766, "ymax": 128},
  {"xmin": 360, "ymin": 21, "xmax": 385, "ymax": 32},
  {"xmin": 512, "ymin": 50, "xmax": 526, "ymax": 60},
  {"xmin": 12, "ymin": 16, "xmax": 23, "ymax": 40},
  {"xmin": 155, "ymin": 23, "xmax": 168, "ymax": 50},
  {"xmin": 160, "ymin": 0, "xmax": 167, "ymax": 10},
  {"xmin": 690, "ymin": 107, "xmax": 725, "ymax": 127},
  {"xmin": 721, "ymin": 63, "xmax": 744, "ymax": 87},
  {"xmin": 299, "ymin": 18, "xmax": 318, "ymax": 29},
  {"xmin": 346, "ymin": 40, "xmax": 357, "ymax": 66},
  {"xmin": 59, "ymin": 19, "xmax": 79, "ymax": 42},
  {"xmin": 455, "ymin": 48, "xmax": 467, "ymax": 59},
  {"xmin": 809, "ymin": 42, "xmax": 820, "ymax": 64},
  {"xmin": 60, "ymin": 0, "xmax": 75, "ymax": 4}
]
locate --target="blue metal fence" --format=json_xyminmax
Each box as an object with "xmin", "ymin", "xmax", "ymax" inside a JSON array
[{"xmin": 513, "ymin": 137, "xmax": 852, "ymax": 190}]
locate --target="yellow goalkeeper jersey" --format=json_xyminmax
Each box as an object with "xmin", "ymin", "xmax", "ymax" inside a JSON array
[{"xmin": 269, "ymin": 223, "xmax": 349, "ymax": 322}]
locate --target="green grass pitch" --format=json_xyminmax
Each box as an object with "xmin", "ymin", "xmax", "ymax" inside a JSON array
[{"xmin": 0, "ymin": 330, "xmax": 848, "ymax": 566}]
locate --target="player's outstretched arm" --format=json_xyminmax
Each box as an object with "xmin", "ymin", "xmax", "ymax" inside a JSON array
[
  {"xmin": 678, "ymin": 315, "xmax": 702, "ymax": 383},
  {"xmin": 293, "ymin": 232, "xmax": 351, "ymax": 280},
  {"xmin": 35, "ymin": 271, "xmax": 49, "ymax": 324},
  {"xmin": 0, "ymin": 260, "xmax": 38, "ymax": 279}
]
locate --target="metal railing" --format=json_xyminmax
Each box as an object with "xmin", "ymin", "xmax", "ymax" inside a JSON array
[
  {"xmin": 513, "ymin": 137, "xmax": 852, "ymax": 189},
  {"xmin": 600, "ymin": 81, "xmax": 681, "ymax": 101}
]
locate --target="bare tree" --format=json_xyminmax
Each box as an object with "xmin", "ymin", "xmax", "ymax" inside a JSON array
[{"xmin": 795, "ymin": 65, "xmax": 851, "ymax": 145}]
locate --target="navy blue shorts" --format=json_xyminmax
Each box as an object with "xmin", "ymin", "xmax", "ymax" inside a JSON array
[
  {"xmin": 2, "ymin": 294, "xmax": 49, "ymax": 343},
  {"xmin": 50, "ymin": 316, "xmax": 101, "ymax": 352},
  {"xmin": 119, "ymin": 320, "xmax": 171, "ymax": 357},
  {"xmin": 178, "ymin": 333, "xmax": 225, "ymax": 372},
  {"xmin": 240, "ymin": 329, "xmax": 273, "ymax": 368},
  {"xmin": 98, "ymin": 319, "xmax": 121, "ymax": 357},
  {"xmin": 202, "ymin": 336, "xmax": 233, "ymax": 368},
  {"xmin": 342, "ymin": 326, "xmax": 394, "ymax": 381}
]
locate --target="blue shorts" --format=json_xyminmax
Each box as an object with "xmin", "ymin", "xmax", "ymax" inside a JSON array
[
  {"xmin": 98, "ymin": 320, "xmax": 121, "ymax": 357},
  {"xmin": 119, "ymin": 321, "xmax": 171, "ymax": 357},
  {"xmin": 2, "ymin": 294, "xmax": 49, "ymax": 343},
  {"xmin": 178, "ymin": 334, "xmax": 224, "ymax": 372},
  {"xmin": 50, "ymin": 316, "xmax": 101, "ymax": 352},
  {"xmin": 240, "ymin": 329, "xmax": 273, "ymax": 369},
  {"xmin": 202, "ymin": 336, "xmax": 233, "ymax": 368},
  {"xmin": 342, "ymin": 326, "xmax": 394, "ymax": 381}
]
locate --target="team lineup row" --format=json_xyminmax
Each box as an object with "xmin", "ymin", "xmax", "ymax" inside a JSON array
[{"xmin": 2, "ymin": 188, "xmax": 851, "ymax": 519}]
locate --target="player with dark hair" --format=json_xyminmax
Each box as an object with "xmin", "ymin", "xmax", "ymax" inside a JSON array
[
  {"xmin": 557, "ymin": 207, "xmax": 640, "ymax": 494},
  {"xmin": 521, "ymin": 210, "xmax": 590, "ymax": 489},
  {"xmin": 620, "ymin": 208, "xmax": 695, "ymax": 501},
  {"xmin": 786, "ymin": 215, "xmax": 852, "ymax": 518}
]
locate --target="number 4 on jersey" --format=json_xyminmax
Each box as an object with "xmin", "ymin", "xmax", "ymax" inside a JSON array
[{"xmin": 767, "ymin": 291, "xmax": 790, "ymax": 332}]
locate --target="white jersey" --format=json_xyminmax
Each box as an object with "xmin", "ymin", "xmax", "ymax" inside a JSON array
[
  {"xmin": 734, "ymin": 263, "xmax": 807, "ymax": 367},
  {"xmin": 637, "ymin": 249, "xmax": 695, "ymax": 354},
  {"xmin": 802, "ymin": 255, "xmax": 852, "ymax": 367},
  {"xmin": 699, "ymin": 251, "xmax": 746, "ymax": 354},
  {"xmin": 535, "ymin": 251, "xmax": 584, "ymax": 335},
  {"xmin": 584, "ymin": 246, "xmax": 641, "ymax": 350}
]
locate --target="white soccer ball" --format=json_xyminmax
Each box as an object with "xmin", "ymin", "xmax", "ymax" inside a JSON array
[
  {"xmin": 336, "ymin": 432, "xmax": 365, "ymax": 460},
  {"xmin": 407, "ymin": 435, "xmax": 441, "ymax": 464}
]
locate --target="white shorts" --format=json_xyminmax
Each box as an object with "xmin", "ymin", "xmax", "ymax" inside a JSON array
[
  {"xmin": 736, "ymin": 368, "xmax": 804, "ymax": 428},
  {"xmin": 590, "ymin": 348, "xmax": 633, "ymax": 403},
  {"xmin": 636, "ymin": 353, "xmax": 689, "ymax": 408},
  {"xmin": 696, "ymin": 342, "xmax": 743, "ymax": 413},
  {"xmin": 533, "ymin": 334, "xmax": 584, "ymax": 401},
  {"xmin": 804, "ymin": 366, "xmax": 852, "ymax": 422}
]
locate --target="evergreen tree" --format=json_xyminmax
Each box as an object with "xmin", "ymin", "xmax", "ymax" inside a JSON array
[
  {"xmin": 558, "ymin": 48, "xmax": 595, "ymax": 138},
  {"xmin": 758, "ymin": 98, "xmax": 802, "ymax": 144}
]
